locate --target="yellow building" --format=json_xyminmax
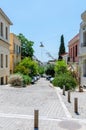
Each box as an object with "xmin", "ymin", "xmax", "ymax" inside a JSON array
[
  {"xmin": 10, "ymin": 33, "xmax": 21, "ymax": 74},
  {"xmin": 0, "ymin": 8, "xmax": 12, "ymax": 85}
]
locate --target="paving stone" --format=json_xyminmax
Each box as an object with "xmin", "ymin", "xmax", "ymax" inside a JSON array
[{"xmin": 0, "ymin": 78, "xmax": 85, "ymax": 129}]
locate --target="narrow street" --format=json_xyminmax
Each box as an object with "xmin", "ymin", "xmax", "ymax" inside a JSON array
[
  {"xmin": 0, "ymin": 78, "xmax": 67, "ymax": 118},
  {"xmin": 0, "ymin": 78, "xmax": 85, "ymax": 129}
]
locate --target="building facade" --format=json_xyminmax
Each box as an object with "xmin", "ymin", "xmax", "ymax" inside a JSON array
[
  {"xmin": 68, "ymin": 33, "xmax": 79, "ymax": 63},
  {"xmin": 10, "ymin": 33, "xmax": 21, "ymax": 74},
  {"xmin": 0, "ymin": 8, "xmax": 12, "ymax": 85},
  {"xmin": 79, "ymin": 11, "xmax": 86, "ymax": 86},
  {"xmin": 67, "ymin": 34, "xmax": 80, "ymax": 79}
]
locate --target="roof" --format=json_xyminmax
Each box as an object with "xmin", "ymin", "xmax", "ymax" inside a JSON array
[
  {"xmin": 0, "ymin": 8, "xmax": 13, "ymax": 25},
  {"xmin": 68, "ymin": 33, "xmax": 79, "ymax": 46},
  {"xmin": 61, "ymin": 52, "xmax": 68, "ymax": 56}
]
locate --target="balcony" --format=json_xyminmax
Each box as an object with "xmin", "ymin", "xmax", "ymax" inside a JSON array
[
  {"xmin": 81, "ymin": 43, "xmax": 86, "ymax": 47},
  {"xmin": 80, "ymin": 43, "xmax": 86, "ymax": 56}
]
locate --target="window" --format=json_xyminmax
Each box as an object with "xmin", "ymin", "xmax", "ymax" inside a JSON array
[
  {"xmin": 71, "ymin": 48, "xmax": 72, "ymax": 58},
  {"xmin": 1, "ymin": 22, "xmax": 3, "ymax": 37},
  {"xmin": 6, "ymin": 55, "xmax": 8, "ymax": 67},
  {"xmin": 1, "ymin": 54, "xmax": 3, "ymax": 68},
  {"xmin": 75, "ymin": 45, "xmax": 77, "ymax": 57},
  {"xmin": 13, "ymin": 43, "xmax": 16, "ymax": 53},
  {"xmin": 16, "ymin": 45, "xmax": 18, "ymax": 54},
  {"xmin": 83, "ymin": 32, "xmax": 86, "ymax": 46},
  {"xmin": 6, "ymin": 27, "xmax": 8, "ymax": 40},
  {"xmin": 73, "ymin": 47, "xmax": 74, "ymax": 57},
  {"xmin": 83, "ymin": 60, "xmax": 86, "ymax": 77},
  {"xmin": 1, "ymin": 77, "xmax": 4, "ymax": 85},
  {"xmin": 18, "ymin": 46, "xmax": 21, "ymax": 54}
]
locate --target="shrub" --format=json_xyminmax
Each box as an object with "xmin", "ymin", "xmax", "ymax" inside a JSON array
[
  {"xmin": 22, "ymin": 75, "xmax": 32, "ymax": 85},
  {"xmin": 14, "ymin": 64, "xmax": 29, "ymax": 75},
  {"xmin": 38, "ymin": 66, "xmax": 45, "ymax": 75},
  {"xmin": 55, "ymin": 60, "xmax": 67, "ymax": 75},
  {"xmin": 14, "ymin": 57, "xmax": 39, "ymax": 77},
  {"xmin": 52, "ymin": 73, "xmax": 77, "ymax": 90},
  {"xmin": 14, "ymin": 73, "xmax": 32, "ymax": 87},
  {"xmin": 8, "ymin": 74, "xmax": 23, "ymax": 87},
  {"xmin": 45, "ymin": 64, "xmax": 55, "ymax": 77}
]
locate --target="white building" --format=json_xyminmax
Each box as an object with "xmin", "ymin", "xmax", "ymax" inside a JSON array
[
  {"xmin": 0, "ymin": 8, "xmax": 12, "ymax": 85},
  {"xmin": 61, "ymin": 53, "xmax": 68, "ymax": 64},
  {"xmin": 79, "ymin": 10, "xmax": 86, "ymax": 86}
]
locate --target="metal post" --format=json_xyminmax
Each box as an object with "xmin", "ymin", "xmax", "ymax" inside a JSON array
[
  {"xmin": 34, "ymin": 110, "xmax": 39, "ymax": 129},
  {"xmin": 74, "ymin": 98, "xmax": 78, "ymax": 113},
  {"xmin": 63, "ymin": 85, "xmax": 65, "ymax": 95},
  {"xmin": 68, "ymin": 90, "xmax": 71, "ymax": 103}
]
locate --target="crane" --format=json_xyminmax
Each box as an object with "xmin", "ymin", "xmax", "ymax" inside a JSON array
[{"xmin": 46, "ymin": 52, "xmax": 55, "ymax": 60}]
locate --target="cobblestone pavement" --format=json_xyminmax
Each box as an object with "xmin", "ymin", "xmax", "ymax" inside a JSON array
[
  {"xmin": 0, "ymin": 78, "xmax": 86, "ymax": 129},
  {"xmin": 0, "ymin": 78, "xmax": 67, "ymax": 118},
  {"xmin": 58, "ymin": 87, "xmax": 86, "ymax": 119}
]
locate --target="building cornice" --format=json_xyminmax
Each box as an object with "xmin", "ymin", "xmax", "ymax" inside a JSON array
[
  {"xmin": 81, "ymin": 10, "xmax": 86, "ymax": 22},
  {"xmin": 0, "ymin": 38, "xmax": 10, "ymax": 46},
  {"xmin": 68, "ymin": 33, "xmax": 79, "ymax": 46},
  {"xmin": 0, "ymin": 8, "xmax": 13, "ymax": 25}
]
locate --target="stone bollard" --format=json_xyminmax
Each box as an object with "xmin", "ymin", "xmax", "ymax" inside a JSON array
[
  {"xmin": 63, "ymin": 85, "xmax": 65, "ymax": 95},
  {"xmin": 74, "ymin": 98, "xmax": 78, "ymax": 114},
  {"xmin": 68, "ymin": 90, "xmax": 71, "ymax": 103},
  {"xmin": 34, "ymin": 110, "xmax": 39, "ymax": 129},
  {"xmin": 79, "ymin": 85, "xmax": 83, "ymax": 92}
]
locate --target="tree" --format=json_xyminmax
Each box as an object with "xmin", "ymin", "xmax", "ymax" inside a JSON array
[
  {"xmin": 17, "ymin": 33, "xmax": 34, "ymax": 59},
  {"xmin": 14, "ymin": 57, "xmax": 39, "ymax": 77},
  {"xmin": 38, "ymin": 65, "xmax": 45, "ymax": 75},
  {"xmin": 53, "ymin": 60, "xmax": 77, "ymax": 90},
  {"xmin": 55, "ymin": 60, "xmax": 67, "ymax": 75},
  {"xmin": 58, "ymin": 35, "xmax": 65, "ymax": 60},
  {"xmin": 45, "ymin": 64, "xmax": 55, "ymax": 77}
]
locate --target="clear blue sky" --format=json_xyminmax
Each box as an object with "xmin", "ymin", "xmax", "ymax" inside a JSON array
[{"xmin": 1, "ymin": 0, "xmax": 86, "ymax": 62}]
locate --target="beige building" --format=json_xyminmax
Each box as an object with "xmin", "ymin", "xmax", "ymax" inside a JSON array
[
  {"xmin": 10, "ymin": 33, "xmax": 21, "ymax": 74},
  {"xmin": 0, "ymin": 8, "xmax": 12, "ymax": 85}
]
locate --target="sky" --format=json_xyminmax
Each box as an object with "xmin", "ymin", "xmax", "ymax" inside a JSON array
[{"xmin": 0, "ymin": 0, "xmax": 86, "ymax": 62}]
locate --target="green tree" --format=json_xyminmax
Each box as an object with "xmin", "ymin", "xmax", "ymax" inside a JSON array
[
  {"xmin": 55, "ymin": 60, "xmax": 67, "ymax": 75},
  {"xmin": 58, "ymin": 35, "xmax": 65, "ymax": 60},
  {"xmin": 14, "ymin": 57, "xmax": 38, "ymax": 77},
  {"xmin": 38, "ymin": 65, "xmax": 45, "ymax": 75},
  {"xmin": 53, "ymin": 60, "xmax": 77, "ymax": 90},
  {"xmin": 45, "ymin": 64, "xmax": 55, "ymax": 77},
  {"xmin": 17, "ymin": 33, "xmax": 34, "ymax": 59},
  {"xmin": 52, "ymin": 73, "xmax": 77, "ymax": 90}
]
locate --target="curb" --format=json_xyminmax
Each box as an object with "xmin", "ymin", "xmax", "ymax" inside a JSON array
[{"xmin": 54, "ymin": 86, "xmax": 72, "ymax": 118}]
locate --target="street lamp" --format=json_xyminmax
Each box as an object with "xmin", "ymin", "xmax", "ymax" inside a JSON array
[
  {"xmin": 40, "ymin": 42, "xmax": 44, "ymax": 47},
  {"xmin": 40, "ymin": 42, "xmax": 44, "ymax": 62}
]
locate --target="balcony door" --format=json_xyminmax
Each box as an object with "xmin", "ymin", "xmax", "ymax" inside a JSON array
[
  {"xmin": 83, "ymin": 31, "xmax": 86, "ymax": 46},
  {"xmin": 1, "ymin": 77, "xmax": 4, "ymax": 85}
]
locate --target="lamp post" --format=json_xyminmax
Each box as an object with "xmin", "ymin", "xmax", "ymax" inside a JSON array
[{"xmin": 40, "ymin": 42, "xmax": 44, "ymax": 62}]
